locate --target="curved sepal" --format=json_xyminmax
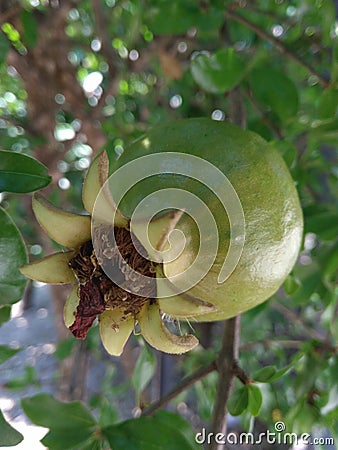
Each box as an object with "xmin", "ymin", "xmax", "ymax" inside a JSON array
[
  {"xmin": 99, "ymin": 309, "xmax": 134, "ymax": 356},
  {"xmin": 20, "ymin": 251, "xmax": 76, "ymax": 284},
  {"xmin": 32, "ymin": 194, "xmax": 91, "ymax": 248},
  {"xmin": 82, "ymin": 151, "xmax": 128, "ymax": 227},
  {"xmin": 157, "ymin": 274, "xmax": 217, "ymax": 318},
  {"xmin": 82, "ymin": 151, "xmax": 108, "ymax": 214},
  {"xmin": 137, "ymin": 301, "xmax": 198, "ymax": 354},
  {"xmin": 64, "ymin": 285, "xmax": 79, "ymax": 327},
  {"xmin": 130, "ymin": 210, "xmax": 183, "ymax": 261}
]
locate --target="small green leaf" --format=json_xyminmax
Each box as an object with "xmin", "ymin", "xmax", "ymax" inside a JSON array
[
  {"xmin": 319, "ymin": 0, "xmax": 336, "ymax": 46},
  {"xmin": 191, "ymin": 48, "xmax": 245, "ymax": 94},
  {"xmin": 0, "ymin": 207, "xmax": 28, "ymax": 306},
  {"xmin": 5, "ymin": 366, "xmax": 40, "ymax": 390},
  {"xmin": 286, "ymin": 402, "xmax": 320, "ymax": 435},
  {"xmin": 41, "ymin": 429, "xmax": 94, "ymax": 450},
  {"xmin": 247, "ymin": 384, "xmax": 263, "ymax": 416},
  {"xmin": 304, "ymin": 207, "xmax": 338, "ymax": 241},
  {"xmin": 0, "ymin": 32, "xmax": 10, "ymax": 64},
  {"xmin": 145, "ymin": 1, "xmax": 197, "ymax": 35},
  {"xmin": 20, "ymin": 10, "xmax": 38, "ymax": 48},
  {"xmin": 145, "ymin": 1, "xmax": 223, "ymax": 36},
  {"xmin": 0, "ymin": 409, "xmax": 23, "ymax": 447},
  {"xmin": 131, "ymin": 345, "xmax": 156, "ymax": 402},
  {"xmin": 227, "ymin": 386, "xmax": 249, "ymax": 416},
  {"xmin": 55, "ymin": 337, "xmax": 76, "ymax": 360},
  {"xmin": 103, "ymin": 413, "xmax": 202, "ymax": 450},
  {"xmin": 318, "ymin": 87, "xmax": 338, "ymax": 119},
  {"xmin": 0, "ymin": 150, "xmax": 51, "ymax": 193},
  {"xmin": 267, "ymin": 352, "xmax": 303, "ymax": 383},
  {"xmin": 283, "ymin": 274, "xmax": 301, "ymax": 296},
  {"xmin": 0, "ymin": 305, "xmax": 11, "ymax": 326},
  {"xmin": 21, "ymin": 393, "xmax": 96, "ymax": 430},
  {"xmin": 248, "ymin": 66, "xmax": 299, "ymax": 121},
  {"xmin": 253, "ymin": 365, "xmax": 277, "ymax": 383},
  {"xmin": 153, "ymin": 411, "xmax": 201, "ymax": 450},
  {"xmin": 0, "ymin": 345, "xmax": 21, "ymax": 365},
  {"xmin": 273, "ymin": 141, "xmax": 297, "ymax": 168}
]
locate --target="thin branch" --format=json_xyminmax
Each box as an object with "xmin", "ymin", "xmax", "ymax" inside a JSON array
[
  {"xmin": 209, "ymin": 316, "xmax": 241, "ymax": 450},
  {"xmin": 91, "ymin": 0, "xmax": 116, "ymax": 76},
  {"xmin": 90, "ymin": 0, "xmax": 119, "ymax": 115},
  {"xmin": 242, "ymin": 3, "xmax": 297, "ymax": 25},
  {"xmin": 272, "ymin": 302, "xmax": 326, "ymax": 341},
  {"xmin": 243, "ymin": 88, "xmax": 284, "ymax": 140},
  {"xmin": 227, "ymin": 85, "xmax": 246, "ymax": 128},
  {"xmin": 241, "ymin": 339, "xmax": 304, "ymax": 350},
  {"xmin": 225, "ymin": 7, "xmax": 330, "ymax": 88},
  {"xmin": 233, "ymin": 360, "xmax": 251, "ymax": 385},
  {"xmin": 141, "ymin": 360, "xmax": 217, "ymax": 416}
]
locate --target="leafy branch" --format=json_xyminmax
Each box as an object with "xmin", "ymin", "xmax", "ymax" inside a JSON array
[{"xmin": 225, "ymin": 6, "xmax": 330, "ymax": 88}]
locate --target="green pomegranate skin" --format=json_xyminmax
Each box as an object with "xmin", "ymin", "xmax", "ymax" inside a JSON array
[{"xmin": 109, "ymin": 119, "xmax": 303, "ymax": 321}]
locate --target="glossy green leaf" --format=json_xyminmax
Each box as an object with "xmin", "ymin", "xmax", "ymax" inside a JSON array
[
  {"xmin": 248, "ymin": 66, "xmax": 299, "ymax": 121},
  {"xmin": 0, "ymin": 150, "xmax": 51, "ymax": 193},
  {"xmin": 191, "ymin": 48, "xmax": 245, "ymax": 93},
  {"xmin": 273, "ymin": 141, "xmax": 297, "ymax": 168},
  {"xmin": 21, "ymin": 10, "xmax": 38, "ymax": 48},
  {"xmin": 5, "ymin": 366, "xmax": 40, "ymax": 390},
  {"xmin": 0, "ymin": 207, "xmax": 28, "ymax": 305},
  {"xmin": 21, "ymin": 393, "xmax": 97, "ymax": 430},
  {"xmin": 0, "ymin": 32, "xmax": 10, "ymax": 65},
  {"xmin": 291, "ymin": 262, "xmax": 323, "ymax": 305},
  {"xmin": 287, "ymin": 402, "xmax": 320, "ymax": 435},
  {"xmin": 0, "ymin": 345, "xmax": 22, "ymax": 365},
  {"xmin": 247, "ymin": 384, "xmax": 263, "ymax": 416},
  {"xmin": 318, "ymin": 87, "xmax": 338, "ymax": 119},
  {"xmin": 0, "ymin": 305, "xmax": 11, "ymax": 326},
  {"xmin": 304, "ymin": 207, "xmax": 338, "ymax": 241},
  {"xmin": 332, "ymin": 41, "xmax": 338, "ymax": 83},
  {"xmin": 131, "ymin": 345, "xmax": 156, "ymax": 402},
  {"xmin": 283, "ymin": 274, "xmax": 301, "ymax": 296},
  {"xmin": 41, "ymin": 429, "xmax": 94, "ymax": 450},
  {"xmin": 103, "ymin": 413, "xmax": 202, "ymax": 450},
  {"xmin": 154, "ymin": 411, "xmax": 201, "ymax": 450},
  {"xmin": 319, "ymin": 0, "xmax": 336, "ymax": 46},
  {"xmin": 253, "ymin": 365, "xmax": 277, "ymax": 383},
  {"xmin": 227, "ymin": 386, "xmax": 249, "ymax": 416},
  {"xmin": 0, "ymin": 409, "xmax": 23, "ymax": 447},
  {"xmin": 145, "ymin": 1, "xmax": 197, "ymax": 35}
]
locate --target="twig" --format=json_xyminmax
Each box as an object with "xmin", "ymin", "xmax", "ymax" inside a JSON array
[
  {"xmin": 242, "ymin": 3, "xmax": 297, "ymax": 25},
  {"xmin": 91, "ymin": 0, "xmax": 116, "ymax": 75},
  {"xmin": 209, "ymin": 316, "xmax": 241, "ymax": 450},
  {"xmin": 243, "ymin": 88, "xmax": 284, "ymax": 139},
  {"xmin": 90, "ymin": 0, "xmax": 119, "ymax": 113},
  {"xmin": 241, "ymin": 339, "xmax": 304, "ymax": 350},
  {"xmin": 225, "ymin": 7, "xmax": 330, "ymax": 88},
  {"xmin": 228, "ymin": 85, "xmax": 246, "ymax": 128},
  {"xmin": 272, "ymin": 302, "xmax": 326, "ymax": 341},
  {"xmin": 141, "ymin": 359, "xmax": 217, "ymax": 416}
]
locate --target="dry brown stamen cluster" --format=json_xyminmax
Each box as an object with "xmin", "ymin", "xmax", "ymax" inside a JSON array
[{"xmin": 68, "ymin": 225, "xmax": 157, "ymax": 338}]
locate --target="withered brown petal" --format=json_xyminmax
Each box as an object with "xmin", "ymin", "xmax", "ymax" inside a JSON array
[{"xmin": 69, "ymin": 278, "xmax": 105, "ymax": 339}]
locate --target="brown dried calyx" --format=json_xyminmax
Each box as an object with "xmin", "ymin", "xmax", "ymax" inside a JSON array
[{"xmin": 68, "ymin": 225, "xmax": 157, "ymax": 339}]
